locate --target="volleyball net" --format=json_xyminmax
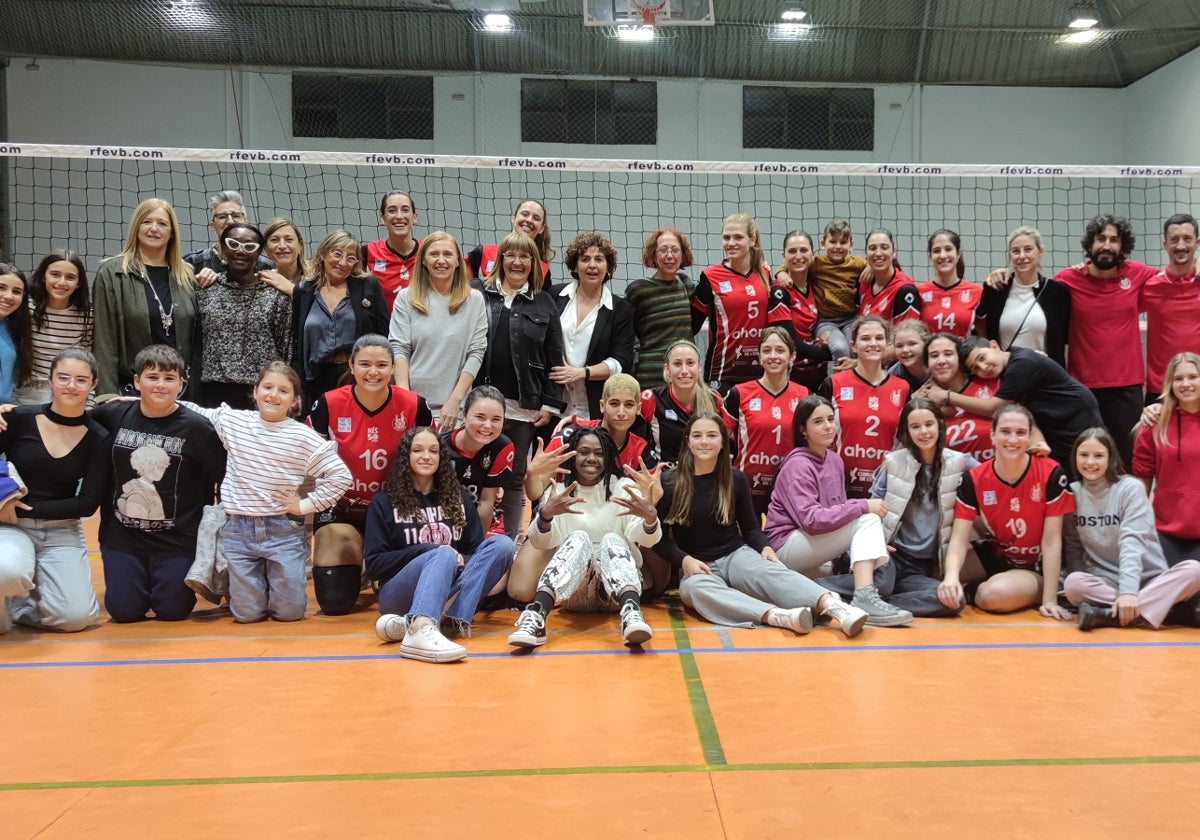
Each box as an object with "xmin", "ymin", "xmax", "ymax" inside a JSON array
[{"xmin": 2, "ymin": 142, "xmax": 1197, "ymax": 287}]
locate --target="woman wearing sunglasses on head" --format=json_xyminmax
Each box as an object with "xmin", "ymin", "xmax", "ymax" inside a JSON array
[{"xmin": 197, "ymin": 223, "xmax": 293, "ymax": 409}]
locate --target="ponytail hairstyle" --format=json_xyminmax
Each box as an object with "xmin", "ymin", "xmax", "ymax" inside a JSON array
[
  {"xmin": 722, "ymin": 212, "xmax": 768, "ymax": 291},
  {"xmin": 661, "ymin": 340, "xmax": 716, "ymax": 415},
  {"xmin": 927, "ymin": 228, "xmax": 966, "ymax": 280},
  {"xmin": 665, "ymin": 412, "xmax": 733, "ymax": 527}
]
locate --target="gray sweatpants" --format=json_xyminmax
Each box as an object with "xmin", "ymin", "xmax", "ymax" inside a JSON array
[
  {"xmin": 539, "ymin": 531, "xmax": 641, "ymax": 613},
  {"xmin": 818, "ymin": 549, "xmax": 962, "ymax": 617},
  {"xmin": 679, "ymin": 545, "xmax": 833, "ymax": 628}
]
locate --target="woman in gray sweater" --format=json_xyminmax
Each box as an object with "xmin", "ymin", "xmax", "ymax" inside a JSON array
[{"xmin": 1063, "ymin": 427, "xmax": 1200, "ymax": 630}]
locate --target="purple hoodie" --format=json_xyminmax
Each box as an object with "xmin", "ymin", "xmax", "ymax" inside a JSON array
[{"xmin": 764, "ymin": 446, "xmax": 868, "ymax": 548}]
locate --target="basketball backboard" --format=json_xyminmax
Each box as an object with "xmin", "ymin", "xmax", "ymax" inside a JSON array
[{"xmin": 583, "ymin": 0, "xmax": 716, "ymax": 26}]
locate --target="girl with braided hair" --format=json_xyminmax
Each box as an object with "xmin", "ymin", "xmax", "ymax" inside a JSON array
[{"xmin": 366, "ymin": 427, "xmax": 514, "ymax": 663}]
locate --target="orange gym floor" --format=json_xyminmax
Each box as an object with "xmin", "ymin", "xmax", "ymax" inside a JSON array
[{"xmin": 3, "ymin": 518, "xmax": 1198, "ymax": 839}]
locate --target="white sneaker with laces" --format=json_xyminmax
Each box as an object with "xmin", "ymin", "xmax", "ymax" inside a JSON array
[
  {"xmin": 821, "ymin": 596, "xmax": 869, "ymax": 638},
  {"xmin": 767, "ymin": 606, "xmax": 813, "ymax": 635},
  {"xmin": 400, "ymin": 623, "xmax": 468, "ymax": 663},
  {"xmin": 375, "ymin": 613, "xmax": 408, "ymax": 642}
]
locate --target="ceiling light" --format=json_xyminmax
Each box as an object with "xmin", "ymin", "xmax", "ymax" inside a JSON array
[
  {"xmin": 1062, "ymin": 28, "xmax": 1101, "ymax": 44},
  {"xmin": 771, "ymin": 22, "xmax": 813, "ymax": 39},
  {"xmin": 616, "ymin": 25, "xmax": 655, "ymax": 42},
  {"xmin": 781, "ymin": 9, "xmax": 807, "ymax": 21},
  {"xmin": 1068, "ymin": 2, "xmax": 1098, "ymax": 29},
  {"xmin": 483, "ymin": 13, "xmax": 513, "ymax": 32}
]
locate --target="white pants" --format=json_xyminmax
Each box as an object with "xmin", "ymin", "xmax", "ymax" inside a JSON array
[{"xmin": 775, "ymin": 513, "xmax": 889, "ymax": 577}]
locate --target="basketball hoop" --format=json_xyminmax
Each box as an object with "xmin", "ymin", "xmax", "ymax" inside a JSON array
[{"xmin": 628, "ymin": 0, "xmax": 669, "ymax": 24}]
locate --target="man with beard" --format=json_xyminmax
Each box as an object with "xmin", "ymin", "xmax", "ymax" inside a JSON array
[{"xmin": 1053, "ymin": 214, "xmax": 1156, "ymax": 466}]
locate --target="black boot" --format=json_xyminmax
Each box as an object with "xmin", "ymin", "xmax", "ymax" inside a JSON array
[{"xmin": 1078, "ymin": 602, "xmax": 1121, "ymax": 631}]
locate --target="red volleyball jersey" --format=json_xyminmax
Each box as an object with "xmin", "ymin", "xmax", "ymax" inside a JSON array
[
  {"xmin": 692, "ymin": 263, "xmax": 770, "ymax": 385},
  {"xmin": 858, "ymin": 270, "xmax": 921, "ymax": 323},
  {"xmin": 546, "ymin": 418, "xmax": 657, "ymax": 471},
  {"xmin": 918, "ymin": 279, "xmax": 983, "ymax": 338},
  {"xmin": 725, "ymin": 380, "xmax": 809, "ymax": 501},
  {"xmin": 364, "ymin": 238, "xmax": 420, "ymax": 312},
  {"xmin": 954, "ymin": 457, "xmax": 1074, "ymax": 568},
  {"xmin": 307, "ymin": 385, "xmax": 431, "ymax": 514},
  {"xmin": 944, "ymin": 377, "xmax": 996, "ymax": 462},
  {"xmin": 767, "ymin": 283, "xmax": 826, "ymax": 385},
  {"xmin": 639, "ymin": 384, "xmax": 734, "ymax": 467},
  {"xmin": 824, "ymin": 369, "xmax": 910, "ymax": 497}
]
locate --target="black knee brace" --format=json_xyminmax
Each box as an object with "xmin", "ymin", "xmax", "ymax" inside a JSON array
[{"xmin": 313, "ymin": 565, "xmax": 362, "ymax": 615}]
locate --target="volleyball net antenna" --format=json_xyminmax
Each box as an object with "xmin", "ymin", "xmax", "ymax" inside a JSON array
[{"xmin": 1, "ymin": 143, "xmax": 1197, "ymax": 288}]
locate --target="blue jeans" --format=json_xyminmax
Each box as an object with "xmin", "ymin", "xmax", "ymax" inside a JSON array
[
  {"xmin": 378, "ymin": 535, "xmax": 514, "ymax": 633},
  {"xmin": 101, "ymin": 547, "xmax": 196, "ymax": 622},
  {"xmin": 0, "ymin": 518, "xmax": 98, "ymax": 633},
  {"xmin": 220, "ymin": 514, "xmax": 309, "ymax": 623}
]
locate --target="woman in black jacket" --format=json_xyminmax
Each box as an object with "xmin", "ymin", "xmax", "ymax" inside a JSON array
[
  {"xmin": 291, "ymin": 230, "xmax": 388, "ymax": 411},
  {"xmin": 472, "ymin": 232, "xmax": 566, "ymax": 539},
  {"xmin": 977, "ymin": 225, "xmax": 1070, "ymax": 368},
  {"xmin": 549, "ymin": 232, "xmax": 635, "ymax": 420}
]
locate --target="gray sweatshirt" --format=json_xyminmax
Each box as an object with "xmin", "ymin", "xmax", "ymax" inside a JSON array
[
  {"xmin": 1063, "ymin": 475, "xmax": 1167, "ymax": 595},
  {"xmin": 388, "ymin": 287, "xmax": 487, "ymax": 414}
]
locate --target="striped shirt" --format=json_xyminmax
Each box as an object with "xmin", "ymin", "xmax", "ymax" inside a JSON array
[
  {"xmin": 30, "ymin": 305, "xmax": 92, "ymax": 382},
  {"xmin": 624, "ymin": 274, "xmax": 695, "ymax": 385},
  {"xmin": 183, "ymin": 402, "xmax": 351, "ymax": 516}
]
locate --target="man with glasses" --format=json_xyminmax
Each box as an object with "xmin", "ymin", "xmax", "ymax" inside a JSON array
[{"xmin": 184, "ymin": 190, "xmax": 274, "ymax": 284}]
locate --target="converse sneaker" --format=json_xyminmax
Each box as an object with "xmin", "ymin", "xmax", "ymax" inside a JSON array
[
  {"xmin": 620, "ymin": 602, "xmax": 654, "ymax": 646},
  {"xmin": 767, "ymin": 606, "xmax": 813, "ymax": 635},
  {"xmin": 375, "ymin": 613, "xmax": 408, "ymax": 643},
  {"xmin": 821, "ymin": 595, "xmax": 869, "ymax": 638},
  {"xmin": 508, "ymin": 608, "xmax": 547, "ymax": 648},
  {"xmin": 399, "ymin": 623, "xmax": 468, "ymax": 663},
  {"xmin": 851, "ymin": 585, "xmax": 914, "ymax": 627}
]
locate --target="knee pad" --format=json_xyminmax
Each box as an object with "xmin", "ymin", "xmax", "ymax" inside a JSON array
[{"xmin": 313, "ymin": 565, "xmax": 362, "ymax": 615}]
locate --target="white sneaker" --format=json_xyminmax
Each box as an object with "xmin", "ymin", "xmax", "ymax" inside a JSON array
[
  {"xmin": 821, "ymin": 596, "xmax": 869, "ymax": 638},
  {"xmin": 767, "ymin": 606, "xmax": 813, "ymax": 635},
  {"xmin": 400, "ymin": 624, "xmax": 468, "ymax": 663},
  {"xmin": 375, "ymin": 613, "xmax": 408, "ymax": 643},
  {"xmin": 620, "ymin": 602, "xmax": 654, "ymax": 646}
]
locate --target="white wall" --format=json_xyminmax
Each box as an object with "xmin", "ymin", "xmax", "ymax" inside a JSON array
[{"xmin": 3, "ymin": 56, "xmax": 1196, "ymax": 279}]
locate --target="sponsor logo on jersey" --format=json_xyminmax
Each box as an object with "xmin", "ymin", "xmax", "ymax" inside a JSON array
[
  {"xmin": 718, "ymin": 281, "xmax": 733, "ymax": 293},
  {"xmin": 373, "ymin": 258, "xmax": 388, "ymax": 273},
  {"xmin": 943, "ymin": 297, "xmax": 951, "ymax": 309},
  {"xmin": 840, "ymin": 387, "xmax": 854, "ymax": 401},
  {"xmin": 868, "ymin": 395, "xmax": 879, "ymax": 410},
  {"xmin": 367, "ymin": 427, "xmax": 379, "ymax": 442},
  {"xmin": 960, "ymin": 289, "xmax": 972, "ymax": 302},
  {"xmin": 393, "ymin": 415, "xmax": 408, "ymax": 432},
  {"xmin": 337, "ymin": 417, "xmax": 352, "ymax": 433},
  {"xmin": 749, "ymin": 398, "xmax": 762, "ymax": 411},
  {"xmin": 665, "ymin": 409, "xmax": 679, "ymax": 421},
  {"xmin": 1120, "ymin": 278, "xmax": 1131, "ymax": 290},
  {"xmin": 744, "ymin": 284, "xmax": 758, "ymax": 296},
  {"xmin": 771, "ymin": 405, "xmax": 782, "ymax": 419},
  {"xmin": 983, "ymin": 490, "xmax": 997, "ymax": 506},
  {"xmin": 891, "ymin": 390, "xmax": 902, "ymax": 406},
  {"xmin": 922, "ymin": 291, "xmax": 933, "ymax": 301},
  {"xmin": 481, "ymin": 453, "xmax": 492, "ymax": 469},
  {"xmin": 399, "ymin": 265, "xmax": 410, "ymax": 282},
  {"xmin": 1031, "ymin": 484, "xmax": 1042, "ymax": 501},
  {"xmin": 1010, "ymin": 497, "xmax": 1021, "ymax": 511}
]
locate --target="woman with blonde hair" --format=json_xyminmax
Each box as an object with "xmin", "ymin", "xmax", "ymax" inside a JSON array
[
  {"xmin": 291, "ymin": 229, "xmax": 387, "ymax": 410},
  {"xmin": 389, "ymin": 230, "xmax": 488, "ymax": 430},
  {"xmin": 1133, "ymin": 351, "xmax": 1200, "ymax": 565},
  {"xmin": 93, "ymin": 198, "xmax": 198, "ymax": 397}
]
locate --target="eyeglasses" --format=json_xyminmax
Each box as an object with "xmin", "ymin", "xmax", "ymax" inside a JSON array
[
  {"xmin": 501, "ymin": 251, "xmax": 532, "ymax": 262},
  {"xmin": 213, "ymin": 212, "xmax": 247, "ymax": 223},
  {"xmin": 223, "ymin": 238, "xmax": 262, "ymax": 254},
  {"xmin": 328, "ymin": 250, "xmax": 359, "ymax": 266},
  {"xmin": 53, "ymin": 373, "xmax": 94, "ymax": 388},
  {"xmin": 656, "ymin": 246, "xmax": 682, "ymax": 256}
]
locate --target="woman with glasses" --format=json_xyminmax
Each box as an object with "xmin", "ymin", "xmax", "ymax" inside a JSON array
[
  {"xmin": 94, "ymin": 198, "xmax": 200, "ymax": 398},
  {"xmin": 197, "ymin": 223, "xmax": 293, "ymax": 409},
  {"xmin": 184, "ymin": 190, "xmax": 273, "ymax": 285},
  {"xmin": 292, "ymin": 230, "xmax": 388, "ymax": 412},
  {"xmin": 625, "ymin": 228, "xmax": 695, "ymax": 386}
]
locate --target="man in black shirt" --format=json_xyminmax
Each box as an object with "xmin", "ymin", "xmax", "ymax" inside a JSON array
[{"xmin": 92, "ymin": 345, "xmax": 226, "ymax": 622}]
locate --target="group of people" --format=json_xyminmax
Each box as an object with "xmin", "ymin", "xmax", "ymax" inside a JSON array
[{"xmin": 2, "ymin": 190, "xmax": 1199, "ymax": 665}]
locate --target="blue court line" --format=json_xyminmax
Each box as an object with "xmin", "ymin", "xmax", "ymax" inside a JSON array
[{"xmin": 5, "ymin": 637, "xmax": 1200, "ymax": 669}]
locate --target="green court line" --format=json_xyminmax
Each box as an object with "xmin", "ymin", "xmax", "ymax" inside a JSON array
[
  {"xmin": 6, "ymin": 754, "xmax": 1200, "ymax": 793},
  {"xmin": 668, "ymin": 602, "xmax": 727, "ymax": 766}
]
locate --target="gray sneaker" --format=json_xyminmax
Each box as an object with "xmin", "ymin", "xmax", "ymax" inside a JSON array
[
  {"xmin": 821, "ymin": 596, "xmax": 869, "ymax": 638},
  {"xmin": 851, "ymin": 585, "xmax": 914, "ymax": 627}
]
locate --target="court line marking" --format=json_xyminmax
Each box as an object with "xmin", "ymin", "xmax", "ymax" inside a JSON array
[
  {"xmin": 5, "ymin": 754, "xmax": 1200, "ymax": 792},
  {"xmin": 5, "ymin": 637, "xmax": 1200, "ymax": 669},
  {"xmin": 668, "ymin": 604, "xmax": 727, "ymax": 766}
]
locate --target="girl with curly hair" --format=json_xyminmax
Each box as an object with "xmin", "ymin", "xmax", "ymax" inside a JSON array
[{"xmin": 366, "ymin": 427, "xmax": 514, "ymax": 663}]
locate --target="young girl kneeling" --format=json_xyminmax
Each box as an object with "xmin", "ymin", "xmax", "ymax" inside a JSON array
[{"xmin": 188, "ymin": 362, "xmax": 352, "ymax": 622}]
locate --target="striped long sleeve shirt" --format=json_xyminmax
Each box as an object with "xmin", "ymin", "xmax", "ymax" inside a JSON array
[{"xmin": 183, "ymin": 402, "xmax": 351, "ymax": 516}]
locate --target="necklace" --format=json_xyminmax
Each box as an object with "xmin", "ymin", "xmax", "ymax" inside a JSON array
[{"xmin": 142, "ymin": 273, "xmax": 175, "ymax": 334}]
